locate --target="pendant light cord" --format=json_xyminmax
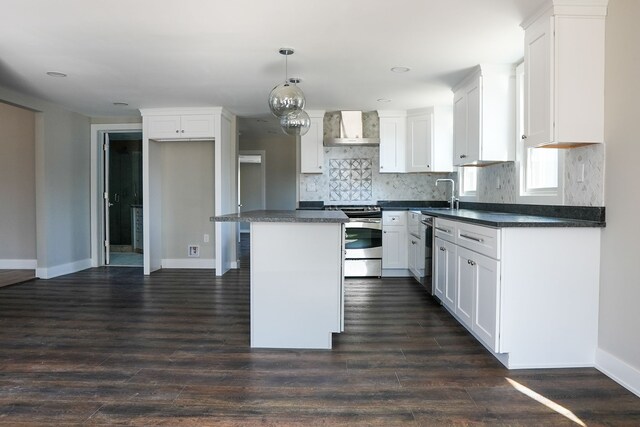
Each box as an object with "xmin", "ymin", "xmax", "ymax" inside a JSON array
[{"xmin": 284, "ymin": 54, "xmax": 289, "ymax": 84}]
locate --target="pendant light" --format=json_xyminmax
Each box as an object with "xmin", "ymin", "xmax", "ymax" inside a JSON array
[
  {"xmin": 280, "ymin": 109, "xmax": 311, "ymax": 136},
  {"xmin": 268, "ymin": 48, "xmax": 306, "ymax": 119}
]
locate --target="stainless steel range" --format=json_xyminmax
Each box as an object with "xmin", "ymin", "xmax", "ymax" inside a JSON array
[{"xmin": 326, "ymin": 205, "xmax": 382, "ymax": 277}]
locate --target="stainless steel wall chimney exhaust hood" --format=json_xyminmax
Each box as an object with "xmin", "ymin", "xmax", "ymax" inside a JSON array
[{"xmin": 323, "ymin": 111, "xmax": 380, "ymax": 146}]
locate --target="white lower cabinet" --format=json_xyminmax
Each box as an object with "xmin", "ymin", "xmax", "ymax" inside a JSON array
[{"xmin": 433, "ymin": 217, "xmax": 601, "ymax": 369}]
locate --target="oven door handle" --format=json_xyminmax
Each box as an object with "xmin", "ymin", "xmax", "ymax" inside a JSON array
[
  {"xmin": 349, "ymin": 218, "xmax": 381, "ymax": 223},
  {"xmin": 344, "ymin": 239, "xmax": 358, "ymax": 244}
]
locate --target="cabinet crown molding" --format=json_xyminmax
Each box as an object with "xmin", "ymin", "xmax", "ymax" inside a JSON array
[{"xmin": 521, "ymin": 0, "xmax": 608, "ymax": 29}]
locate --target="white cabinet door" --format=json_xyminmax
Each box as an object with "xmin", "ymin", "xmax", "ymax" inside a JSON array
[
  {"xmin": 147, "ymin": 114, "xmax": 214, "ymax": 139},
  {"xmin": 301, "ymin": 117, "xmax": 324, "ymax": 173},
  {"xmin": 406, "ymin": 112, "xmax": 432, "ymax": 172},
  {"xmin": 473, "ymin": 251, "xmax": 500, "ymax": 352},
  {"xmin": 453, "ymin": 92, "xmax": 467, "ymax": 166},
  {"xmin": 434, "ymin": 237, "xmax": 456, "ymax": 311},
  {"xmin": 524, "ymin": 14, "xmax": 552, "ymax": 147},
  {"xmin": 147, "ymin": 115, "xmax": 182, "ymax": 139},
  {"xmin": 455, "ymin": 247, "xmax": 475, "ymax": 329},
  {"xmin": 382, "ymin": 226, "xmax": 408, "ymax": 269},
  {"xmin": 181, "ymin": 114, "xmax": 215, "ymax": 138},
  {"xmin": 379, "ymin": 116, "xmax": 406, "ymax": 173},
  {"xmin": 465, "ymin": 81, "xmax": 481, "ymax": 164}
]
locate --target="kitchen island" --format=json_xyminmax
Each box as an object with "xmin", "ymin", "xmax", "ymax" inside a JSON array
[{"xmin": 213, "ymin": 210, "xmax": 348, "ymax": 349}]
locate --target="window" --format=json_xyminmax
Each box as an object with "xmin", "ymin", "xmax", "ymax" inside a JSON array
[
  {"xmin": 459, "ymin": 166, "xmax": 477, "ymax": 197},
  {"xmin": 517, "ymin": 62, "xmax": 563, "ymax": 202}
]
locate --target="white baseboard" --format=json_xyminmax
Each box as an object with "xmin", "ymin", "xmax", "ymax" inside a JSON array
[
  {"xmin": 596, "ymin": 348, "xmax": 640, "ymax": 398},
  {"xmin": 228, "ymin": 260, "xmax": 239, "ymax": 269},
  {"xmin": 0, "ymin": 259, "xmax": 37, "ymax": 269},
  {"xmin": 381, "ymin": 268, "xmax": 412, "ymax": 277},
  {"xmin": 162, "ymin": 258, "xmax": 215, "ymax": 269},
  {"xmin": 36, "ymin": 258, "xmax": 92, "ymax": 279}
]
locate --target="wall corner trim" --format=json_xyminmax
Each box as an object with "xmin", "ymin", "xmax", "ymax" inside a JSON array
[{"xmin": 595, "ymin": 348, "xmax": 640, "ymax": 398}]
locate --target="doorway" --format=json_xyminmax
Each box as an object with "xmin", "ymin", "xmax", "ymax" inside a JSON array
[
  {"xmin": 104, "ymin": 132, "xmax": 143, "ymax": 266},
  {"xmin": 238, "ymin": 151, "xmax": 266, "ymax": 260}
]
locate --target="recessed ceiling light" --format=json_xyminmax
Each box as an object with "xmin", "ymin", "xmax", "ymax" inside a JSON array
[
  {"xmin": 113, "ymin": 102, "xmax": 129, "ymax": 107},
  {"xmin": 377, "ymin": 98, "xmax": 391, "ymax": 103},
  {"xmin": 46, "ymin": 71, "xmax": 67, "ymax": 77},
  {"xmin": 391, "ymin": 67, "xmax": 410, "ymax": 73}
]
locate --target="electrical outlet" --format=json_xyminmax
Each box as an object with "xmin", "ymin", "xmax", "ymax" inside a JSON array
[
  {"xmin": 188, "ymin": 245, "xmax": 200, "ymax": 257},
  {"xmin": 203, "ymin": 234, "xmax": 209, "ymax": 243}
]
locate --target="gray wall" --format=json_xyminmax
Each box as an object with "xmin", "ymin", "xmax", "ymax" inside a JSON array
[
  {"xmin": 161, "ymin": 141, "xmax": 215, "ymax": 260},
  {"xmin": 599, "ymin": 0, "xmax": 640, "ymax": 377},
  {"xmin": 0, "ymin": 102, "xmax": 36, "ymax": 261},
  {"xmin": 239, "ymin": 133, "xmax": 296, "ymax": 210},
  {"xmin": 0, "ymin": 85, "xmax": 91, "ymax": 274}
]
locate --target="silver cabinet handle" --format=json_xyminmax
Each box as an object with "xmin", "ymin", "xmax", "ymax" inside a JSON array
[
  {"xmin": 181, "ymin": 129, "xmax": 185, "ymax": 133},
  {"xmin": 521, "ymin": 135, "xmax": 527, "ymax": 139},
  {"xmin": 411, "ymin": 240, "xmax": 416, "ymax": 245},
  {"xmin": 175, "ymin": 129, "xmax": 179, "ymax": 133},
  {"xmin": 467, "ymin": 259, "xmax": 476, "ymax": 266},
  {"xmin": 439, "ymin": 247, "xmax": 445, "ymax": 251},
  {"xmin": 460, "ymin": 154, "xmax": 467, "ymax": 158},
  {"xmin": 460, "ymin": 233, "xmax": 484, "ymax": 243},
  {"xmin": 435, "ymin": 227, "xmax": 451, "ymax": 233}
]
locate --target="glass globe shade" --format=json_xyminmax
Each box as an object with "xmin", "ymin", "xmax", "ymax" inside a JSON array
[
  {"xmin": 280, "ymin": 109, "xmax": 310, "ymax": 136},
  {"xmin": 268, "ymin": 83, "xmax": 305, "ymax": 117}
]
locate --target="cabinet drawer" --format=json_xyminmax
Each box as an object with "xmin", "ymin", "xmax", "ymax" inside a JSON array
[
  {"xmin": 383, "ymin": 211, "xmax": 406, "ymax": 226},
  {"xmin": 434, "ymin": 218, "xmax": 456, "ymax": 243},
  {"xmin": 456, "ymin": 222, "xmax": 500, "ymax": 260}
]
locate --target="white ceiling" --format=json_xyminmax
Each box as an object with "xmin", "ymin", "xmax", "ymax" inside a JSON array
[{"xmin": 0, "ymin": 0, "xmax": 547, "ymax": 120}]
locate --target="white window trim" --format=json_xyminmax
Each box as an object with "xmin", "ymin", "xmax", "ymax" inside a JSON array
[
  {"xmin": 458, "ymin": 166, "xmax": 478, "ymax": 201},
  {"xmin": 515, "ymin": 62, "xmax": 564, "ymax": 205}
]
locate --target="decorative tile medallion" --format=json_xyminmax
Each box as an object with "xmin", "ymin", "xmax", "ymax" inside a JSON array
[{"xmin": 329, "ymin": 158, "xmax": 372, "ymax": 201}]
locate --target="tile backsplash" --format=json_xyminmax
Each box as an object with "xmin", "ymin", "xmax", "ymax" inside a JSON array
[
  {"xmin": 300, "ymin": 143, "xmax": 604, "ymax": 207},
  {"xmin": 328, "ymin": 159, "xmax": 373, "ymax": 201},
  {"xmin": 468, "ymin": 144, "xmax": 604, "ymax": 206},
  {"xmin": 300, "ymin": 146, "xmax": 455, "ymax": 203}
]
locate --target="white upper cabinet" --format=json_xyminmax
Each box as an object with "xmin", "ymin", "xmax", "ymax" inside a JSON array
[
  {"xmin": 378, "ymin": 111, "xmax": 407, "ymax": 173},
  {"xmin": 146, "ymin": 114, "xmax": 215, "ymax": 140},
  {"xmin": 521, "ymin": 1, "xmax": 607, "ymax": 147},
  {"xmin": 452, "ymin": 65, "xmax": 515, "ymax": 166},
  {"xmin": 300, "ymin": 110, "xmax": 325, "ymax": 174},
  {"xmin": 406, "ymin": 107, "xmax": 453, "ymax": 173}
]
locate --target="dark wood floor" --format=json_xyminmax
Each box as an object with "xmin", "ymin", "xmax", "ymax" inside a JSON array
[
  {"xmin": 0, "ymin": 247, "xmax": 638, "ymax": 425},
  {"xmin": 0, "ymin": 269, "xmax": 35, "ymax": 288}
]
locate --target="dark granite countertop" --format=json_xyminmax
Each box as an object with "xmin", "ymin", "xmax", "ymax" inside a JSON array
[
  {"xmin": 213, "ymin": 210, "xmax": 348, "ymax": 223},
  {"xmin": 421, "ymin": 208, "xmax": 605, "ymax": 228}
]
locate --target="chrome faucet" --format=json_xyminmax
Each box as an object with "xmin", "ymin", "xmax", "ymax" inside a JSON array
[{"xmin": 436, "ymin": 178, "xmax": 458, "ymax": 209}]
